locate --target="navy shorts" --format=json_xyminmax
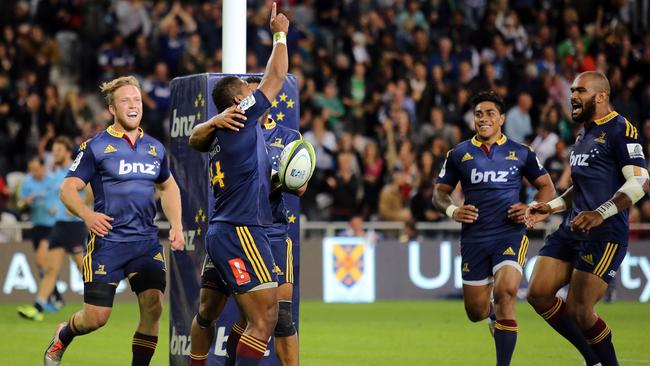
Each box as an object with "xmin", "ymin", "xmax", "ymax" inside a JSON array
[
  {"xmin": 270, "ymin": 234, "xmax": 294, "ymax": 286},
  {"xmin": 460, "ymin": 233, "xmax": 529, "ymax": 286},
  {"xmin": 49, "ymin": 221, "xmax": 87, "ymax": 254},
  {"xmin": 539, "ymin": 227, "xmax": 626, "ymax": 283},
  {"xmin": 31, "ymin": 225, "xmax": 52, "ymax": 250},
  {"xmin": 205, "ymin": 223, "xmax": 278, "ymax": 295},
  {"xmin": 82, "ymin": 234, "xmax": 166, "ymax": 286}
]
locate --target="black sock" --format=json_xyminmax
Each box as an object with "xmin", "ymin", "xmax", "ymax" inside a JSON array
[
  {"xmin": 132, "ymin": 332, "xmax": 158, "ymax": 366},
  {"xmin": 538, "ymin": 298, "xmax": 600, "ymax": 365},
  {"xmin": 584, "ymin": 317, "xmax": 618, "ymax": 366},
  {"xmin": 494, "ymin": 319, "xmax": 517, "ymax": 366}
]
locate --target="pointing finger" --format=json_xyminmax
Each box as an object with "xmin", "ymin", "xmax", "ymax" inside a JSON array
[{"xmin": 271, "ymin": 2, "xmax": 277, "ymax": 19}]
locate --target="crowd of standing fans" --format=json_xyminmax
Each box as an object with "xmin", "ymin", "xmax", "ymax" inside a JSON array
[{"xmin": 0, "ymin": 0, "xmax": 649, "ymax": 227}]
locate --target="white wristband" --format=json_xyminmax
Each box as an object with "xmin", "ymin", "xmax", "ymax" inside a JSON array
[
  {"xmin": 529, "ymin": 200, "xmax": 538, "ymax": 207},
  {"xmin": 595, "ymin": 200, "xmax": 618, "ymax": 220},
  {"xmin": 547, "ymin": 196, "xmax": 566, "ymax": 213},
  {"xmin": 273, "ymin": 32, "xmax": 287, "ymax": 46},
  {"xmin": 446, "ymin": 204, "xmax": 458, "ymax": 219}
]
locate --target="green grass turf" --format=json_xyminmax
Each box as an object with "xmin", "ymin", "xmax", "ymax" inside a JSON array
[{"xmin": 1, "ymin": 300, "xmax": 649, "ymax": 365}]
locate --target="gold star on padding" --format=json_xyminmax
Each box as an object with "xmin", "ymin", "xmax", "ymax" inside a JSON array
[
  {"xmin": 194, "ymin": 214, "xmax": 199, "ymax": 223},
  {"xmin": 197, "ymin": 227, "xmax": 202, "ymax": 237},
  {"xmin": 288, "ymin": 214, "xmax": 296, "ymax": 223},
  {"xmin": 279, "ymin": 93, "xmax": 288, "ymax": 102},
  {"xmin": 286, "ymin": 99, "xmax": 295, "ymax": 108},
  {"xmin": 276, "ymin": 112, "xmax": 285, "ymax": 121},
  {"xmin": 271, "ymin": 99, "xmax": 279, "ymax": 108}
]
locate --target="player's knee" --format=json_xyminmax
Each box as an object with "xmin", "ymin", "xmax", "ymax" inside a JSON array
[
  {"xmin": 274, "ymin": 301, "xmax": 296, "ymax": 337},
  {"xmin": 464, "ymin": 302, "xmax": 488, "ymax": 322},
  {"xmin": 140, "ymin": 292, "xmax": 164, "ymax": 319},
  {"xmin": 195, "ymin": 311, "xmax": 215, "ymax": 329},
  {"xmin": 84, "ymin": 308, "xmax": 112, "ymax": 330},
  {"xmin": 249, "ymin": 302, "xmax": 278, "ymax": 334},
  {"xmin": 493, "ymin": 287, "xmax": 517, "ymax": 307}
]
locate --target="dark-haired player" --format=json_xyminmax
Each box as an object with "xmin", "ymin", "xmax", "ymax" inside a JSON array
[
  {"xmin": 43, "ymin": 75, "xmax": 184, "ymax": 366},
  {"xmin": 187, "ymin": 3, "xmax": 290, "ymax": 365},
  {"xmin": 433, "ymin": 91, "xmax": 555, "ymax": 366},
  {"xmin": 526, "ymin": 71, "xmax": 649, "ymax": 366}
]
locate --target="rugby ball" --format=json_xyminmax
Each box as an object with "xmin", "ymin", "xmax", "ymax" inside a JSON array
[{"xmin": 278, "ymin": 139, "xmax": 316, "ymax": 190}]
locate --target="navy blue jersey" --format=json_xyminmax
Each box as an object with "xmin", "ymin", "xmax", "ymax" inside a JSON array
[
  {"xmin": 208, "ymin": 89, "xmax": 273, "ymax": 227},
  {"xmin": 564, "ymin": 111, "xmax": 646, "ymax": 242},
  {"xmin": 262, "ymin": 118, "xmax": 302, "ymax": 237},
  {"xmin": 437, "ymin": 135, "xmax": 547, "ymax": 244},
  {"xmin": 67, "ymin": 125, "xmax": 170, "ymax": 241}
]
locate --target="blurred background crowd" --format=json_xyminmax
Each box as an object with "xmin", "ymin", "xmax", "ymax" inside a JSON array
[{"xmin": 0, "ymin": 0, "xmax": 649, "ymax": 229}]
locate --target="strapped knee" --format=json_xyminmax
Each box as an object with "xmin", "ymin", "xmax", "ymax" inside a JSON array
[
  {"xmin": 196, "ymin": 312, "xmax": 214, "ymax": 329},
  {"xmin": 129, "ymin": 269, "xmax": 166, "ymax": 294},
  {"xmin": 274, "ymin": 301, "xmax": 296, "ymax": 337}
]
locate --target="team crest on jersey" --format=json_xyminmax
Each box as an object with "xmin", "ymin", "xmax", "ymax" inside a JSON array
[
  {"xmin": 461, "ymin": 153, "xmax": 473, "ymax": 162},
  {"xmin": 594, "ymin": 132, "xmax": 606, "ymax": 143},
  {"xmin": 270, "ymin": 138, "xmax": 284, "ymax": 148},
  {"xmin": 95, "ymin": 264, "xmax": 107, "ymax": 275},
  {"xmin": 333, "ymin": 244, "xmax": 365, "ymax": 287},
  {"xmin": 238, "ymin": 94, "xmax": 256, "ymax": 111},
  {"xmin": 104, "ymin": 144, "xmax": 117, "ymax": 153},
  {"xmin": 462, "ymin": 262, "xmax": 470, "ymax": 272},
  {"xmin": 506, "ymin": 151, "xmax": 518, "ymax": 160},
  {"xmin": 148, "ymin": 145, "xmax": 158, "ymax": 156}
]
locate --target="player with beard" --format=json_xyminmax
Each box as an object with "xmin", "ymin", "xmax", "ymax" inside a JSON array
[{"xmin": 526, "ymin": 71, "xmax": 649, "ymax": 366}]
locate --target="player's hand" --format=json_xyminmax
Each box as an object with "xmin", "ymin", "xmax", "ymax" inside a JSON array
[
  {"xmin": 211, "ymin": 106, "xmax": 246, "ymax": 131},
  {"xmin": 83, "ymin": 211, "xmax": 113, "ymax": 237},
  {"xmin": 269, "ymin": 2, "xmax": 289, "ymax": 34},
  {"xmin": 524, "ymin": 202, "xmax": 551, "ymax": 228},
  {"xmin": 507, "ymin": 202, "xmax": 528, "ymax": 224},
  {"xmin": 169, "ymin": 226, "xmax": 185, "ymax": 250},
  {"xmin": 452, "ymin": 204, "xmax": 478, "ymax": 223},
  {"xmin": 570, "ymin": 211, "xmax": 604, "ymax": 233}
]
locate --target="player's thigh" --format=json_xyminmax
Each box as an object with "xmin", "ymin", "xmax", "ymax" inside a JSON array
[
  {"xmin": 493, "ymin": 265, "xmax": 522, "ymax": 300},
  {"xmin": 235, "ymin": 286, "xmax": 278, "ymax": 328},
  {"xmin": 566, "ymin": 269, "xmax": 608, "ymax": 327},
  {"xmin": 462, "ymin": 283, "xmax": 493, "ymax": 321},
  {"xmin": 277, "ymin": 282, "xmax": 293, "ymax": 302},
  {"xmin": 528, "ymin": 256, "xmax": 573, "ymax": 296}
]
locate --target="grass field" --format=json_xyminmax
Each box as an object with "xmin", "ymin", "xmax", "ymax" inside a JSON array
[{"xmin": 1, "ymin": 300, "xmax": 649, "ymax": 365}]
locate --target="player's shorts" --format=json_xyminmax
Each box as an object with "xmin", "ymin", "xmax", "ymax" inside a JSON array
[
  {"xmin": 82, "ymin": 234, "xmax": 166, "ymax": 286},
  {"xmin": 49, "ymin": 221, "xmax": 86, "ymax": 254},
  {"xmin": 460, "ymin": 233, "xmax": 529, "ymax": 286},
  {"xmin": 539, "ymin": 227, "xmax": 627, "ymax": 284},
  {"xmin": 269, "ymin": 234, "xmax": 294, "ymax": 286},
  {"xmin": 205, "ymin": 223, "xmax": 278, "ymax": 295},
  {"xmin": 31, "ymin": 225, "xmax": 52, "ymax": 250}
]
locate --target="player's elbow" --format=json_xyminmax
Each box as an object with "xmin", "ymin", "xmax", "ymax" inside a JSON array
[{"xmin": 188, "ymin": 133, "xmax": 209, "ymax": 152}]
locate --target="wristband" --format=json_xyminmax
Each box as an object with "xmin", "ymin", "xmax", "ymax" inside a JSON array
[
  {"xmin": 547, "ymin": 196, "xmax": 566, "ymax": 213},
  {"xmin": 273, "ymin": 32, "xmax": 287, "ymax": 46},
  {"xmin": 446, "ymin": 204, "xmax": 458, "ymax": 219},
  {"xmin": 529, "ymin": 200, "xmax": 538, "ymax": 207},
  {"xmin": 595, "ymin": 200, "xmax": 618, "ymax": 220}
]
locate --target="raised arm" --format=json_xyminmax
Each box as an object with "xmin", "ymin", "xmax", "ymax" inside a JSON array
[{"xmin": 258, "ymin": 3, "xmax": 289, "ymax": 102}]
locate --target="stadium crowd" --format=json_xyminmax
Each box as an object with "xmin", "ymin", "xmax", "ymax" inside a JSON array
[{"xmin": 0, "ymin": 0, "xmax": 649, "ymax": 229}]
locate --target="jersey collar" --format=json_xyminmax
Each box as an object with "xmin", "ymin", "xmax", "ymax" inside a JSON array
[
  {"xmin": 264, "ymin": 118, "xmax": 277, "ymax": 130},
  {"xmin": 593, "ymin": 111, "xmax": 618, "ymax": 125},
  {"xmin": 106, "ymin": 124, "xmax": 144, "ymax": 138},
  {"xmin": 471, "ymin": 134, "xmax": 507, "ymax": 147}
]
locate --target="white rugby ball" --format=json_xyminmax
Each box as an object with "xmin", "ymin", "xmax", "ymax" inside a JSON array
[{"xmin": 278, "ymin": 139, "xmax": 316, "ymax": 190}]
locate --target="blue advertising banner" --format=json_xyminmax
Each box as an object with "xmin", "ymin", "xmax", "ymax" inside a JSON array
[{"xmin": 169, "ymin": 73, "xmax": 300, "ymax": 366}]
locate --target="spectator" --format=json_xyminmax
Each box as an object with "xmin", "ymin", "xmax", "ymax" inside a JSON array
[
  {"xmin": 378, "ymin": 167, "xmax": 412, "ymax": 222},
  {"xmin": 530, "ymin": 123, "xmax": 559, "ymax": 165},
  {"xmin": 142, "ymin": 62, "xmax": 171, "ymax": 142},
  {"xmin": 326, "ymin": 153, "xmax": 363, "ymax": 221},
  {"xmin": 504, "ymin": 92, "xmax": 533, "ymax": 143}
]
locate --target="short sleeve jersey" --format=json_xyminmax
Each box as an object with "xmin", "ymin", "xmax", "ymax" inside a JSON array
[
  {"xmin": 564, "ymin": 111, "xmax": 646, "ymax": 242},
  {"xmin": 19, "ymin": 174, "xmax": 56, "ymax": 227},
  {"xmin": 436, "ymin": 135, "xmax": 547, "ymax": 244},
  {"xmin": 208, "ymin": 89, "xmax": 273, "ymax": 227},
  {"xmin": 66, "ymin": 126, "xmax": 170, "ymax": 241}
]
